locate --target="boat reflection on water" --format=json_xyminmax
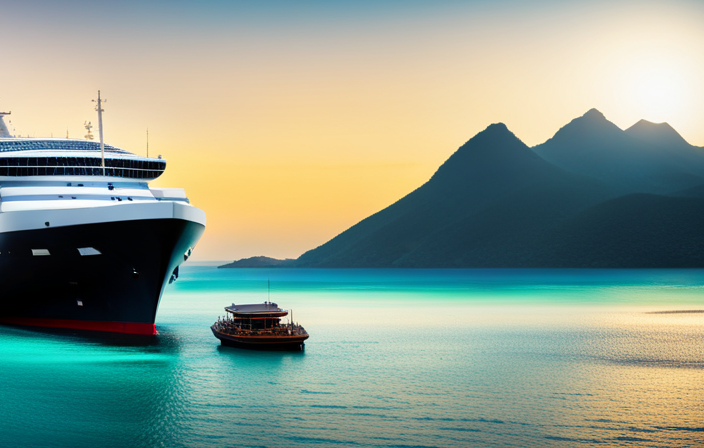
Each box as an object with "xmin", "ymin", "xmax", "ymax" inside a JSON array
[{"xmin": 211, "ymin": 302, "xmax": 309, "ymax": 351}]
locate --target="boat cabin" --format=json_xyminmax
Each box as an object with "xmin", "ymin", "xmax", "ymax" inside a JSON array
[{"xmin": 223, "ymin": 302, "xmax": 289, "ymax": 331}]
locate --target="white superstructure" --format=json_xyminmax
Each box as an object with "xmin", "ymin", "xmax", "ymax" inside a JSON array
[{"xmin": 0, "ymin": 107, "xmax": 205, "ymax": 230}]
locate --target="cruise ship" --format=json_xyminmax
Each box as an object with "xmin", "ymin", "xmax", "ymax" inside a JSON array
[{"xmin": 0, "ymin": 94, "xmax": 205, "ymax": 335}]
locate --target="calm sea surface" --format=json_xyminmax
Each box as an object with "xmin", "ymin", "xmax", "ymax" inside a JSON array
[{"xmin": 1, "ymin": 267, "xmax": 704, "ymax": 447}]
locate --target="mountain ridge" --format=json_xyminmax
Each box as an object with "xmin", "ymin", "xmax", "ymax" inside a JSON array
[
  {"xmin": 533, "ymin": 109, "xmax": 704, "ymax": 194},
  {"xmin": 296, "ymin": 120, "xmax": 616, "ymax": 267},
  {"xmin": 625, "ymin": 119, "xmax": 690, "ymax": 148},
  {"xmin": 223, "ymin": 109, "xmax": 704, "ymax": 268},
  {"xmin": 218, "ymin": 256, "xmax": 295, "ymax": 268}
]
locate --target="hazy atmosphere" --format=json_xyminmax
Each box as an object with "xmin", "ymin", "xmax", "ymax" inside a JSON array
[
  {"xmin": 3, "ymin": 2, "xmax": 704, "ymax": 447},
  {"xmin": 3, "ymin": 0, "xmax": 703, "ymax": 260}
]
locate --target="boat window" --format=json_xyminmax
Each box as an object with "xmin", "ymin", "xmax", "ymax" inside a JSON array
[
  {"xmin": 31, "ymin": 249, "xmax": 51, "ymax": 256},
  {"xmin": 0, "ymin": 156, "xmax": 166, "ymax": 179},
  {"xmin": 77, "ymin": 247, "xmax": 101, "ymax": 256}
]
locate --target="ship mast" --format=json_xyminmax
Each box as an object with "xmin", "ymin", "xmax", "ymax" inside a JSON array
[{"xmin": 93, "ymin": 91, "xmax": 106, "ymax": 176}]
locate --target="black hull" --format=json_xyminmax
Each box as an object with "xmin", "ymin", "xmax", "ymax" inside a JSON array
[
  {"xmin": 211, "ymin": 326, "xmax": 307, "ymax": 351},
  {"xmin": 0, "ymin": 218, "xmax": 204, "ymax": 334}
]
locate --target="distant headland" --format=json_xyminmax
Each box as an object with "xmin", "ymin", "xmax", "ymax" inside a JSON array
[
  {"xmin": 221, "ymin": 109, "xmax": 704, "ymax": 269},
  {"xmin": 218, "ymin": 256, "xmax": 296, "ymax": 269}
]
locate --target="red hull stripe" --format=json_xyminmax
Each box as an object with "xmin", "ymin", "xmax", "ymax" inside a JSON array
[{"xmin": 0, "ymin": 317, "xmax": 157, "ymax": 335}]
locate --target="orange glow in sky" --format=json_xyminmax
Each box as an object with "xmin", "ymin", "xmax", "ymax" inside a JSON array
[{"xmin": 2, "ymin": 0, "xmax": 703, "ymax": 260}]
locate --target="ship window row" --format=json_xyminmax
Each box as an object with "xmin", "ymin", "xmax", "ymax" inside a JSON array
[
  {"xmin": 0, "ymin": 157, "xmax": 165, "ymax": 170},
  {"xmin": 0, "ymin": 140, "xmax": 128, "ymax": 153},
  {"xmin": 0, "ymin": 166, "xmax": 164, "ymax": 179}
]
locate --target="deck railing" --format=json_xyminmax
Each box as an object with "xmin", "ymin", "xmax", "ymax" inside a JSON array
[{"xmin": 213, "ymin": 320, "xmax": 307, "ymax": 337}]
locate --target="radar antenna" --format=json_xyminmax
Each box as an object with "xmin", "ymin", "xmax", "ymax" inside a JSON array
[
  {"xmin": 84, "ymin": 121, "xmax": 94, "ymax": 140},
  {"xmin": 0, "ymin": 110, "xmax": 13, "ymax": 138},
  {"xmin": 92, "ymin": 91, "xmax": 106, "ymax": 176}
]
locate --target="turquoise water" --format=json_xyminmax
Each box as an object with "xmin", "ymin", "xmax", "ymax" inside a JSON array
[{"xmin": 1, "ymin": 268, "xmax": 704, "ymax": 447}]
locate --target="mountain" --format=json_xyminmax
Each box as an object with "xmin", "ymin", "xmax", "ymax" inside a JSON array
[
  {"xmin": 236, "ymin": 110, "xmax": 704, "ymax": 268},
  {"xmin": 669, "ymin": 183, "xmax": 704, "ymax": 198},
  {"xmin": 219, "ymin": 256, "xmax": 296, "ymax": 268},
  {"xmin": 533, "ymin": 109, "xmax": 704, "ymax": 194},
  {"xmin": 625, "ymin": 119, "xmax": 691, "ymax": 148},
  {"xmin": 541, "ymin": 194, "xmax": 704, "ymax": 267},
  {"xmin": 625, "ymin": 119, "xmax": 704, "ymax": 179},
  {"xmin": 296, "ymin": 123, "xmax": 615, "ymax": 267}
]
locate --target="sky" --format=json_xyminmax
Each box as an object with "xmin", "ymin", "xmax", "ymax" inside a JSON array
[{"xmin": 2, "ymin": 0, "xmax": 704, "ymax": 261}]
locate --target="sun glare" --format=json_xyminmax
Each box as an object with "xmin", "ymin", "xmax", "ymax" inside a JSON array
[{"xmin": 633, "ymin": 67, "xmax": 685, "ymax": 122}]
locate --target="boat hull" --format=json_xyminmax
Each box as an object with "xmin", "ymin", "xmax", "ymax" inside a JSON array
[
  {"xmin": 0, "ymin": 217, "xmax": 204, "ymax": 335},
  {"xmin": 211, "ymin": 326, "xmax": 309, "ymax": 351}
]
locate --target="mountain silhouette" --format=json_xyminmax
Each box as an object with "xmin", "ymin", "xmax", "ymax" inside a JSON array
[
  {"xmin": 218, "ymin": 256, "xmax": 295, "ymax": 268},
  {"xmin": 625, "ymin": 119, "xmax": 704, "ymax": 181},
  {"xmin": 669, "ymin": 183, "xmax": 704, "ymax": 198},
  {"xmin": 221, "ymin": 109, "xmax": 704, "ymax": 268},
  {"xmin": 542, "ymin": 194, "xmax": 704, "ymax": 267},
  {"xmin": 296, "ymin": 123, "xmax": 614, "ymax": 267},
  {"xmin": 625, "ymin": 119, "xmax": 690, "ymax": 148},
  {"xmin": 533, "ymin": 109, "xmax": 704, "ymax": 194}
]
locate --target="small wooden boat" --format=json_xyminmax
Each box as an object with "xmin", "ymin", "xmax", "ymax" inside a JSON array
[{"xmin": 211, "ymin": 301, "xmax": 309, "ymax": 351}]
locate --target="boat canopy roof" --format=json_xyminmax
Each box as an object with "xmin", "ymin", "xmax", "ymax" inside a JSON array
[{"xmin": 225, "ymin": 302, "xmax": 288, "ymax": 317}]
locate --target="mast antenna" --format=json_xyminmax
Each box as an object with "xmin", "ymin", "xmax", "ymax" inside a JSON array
[
  {"xmin": 146, "ymin": 128, "xmax": 149, "ymax": 158},
  {"xmin": 92, "ymin": 91, "xmax": 106, "ymax": 176},
  {"xmin": 84, "ymin": 121, "xmax": 94, "ymax": 140}
]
